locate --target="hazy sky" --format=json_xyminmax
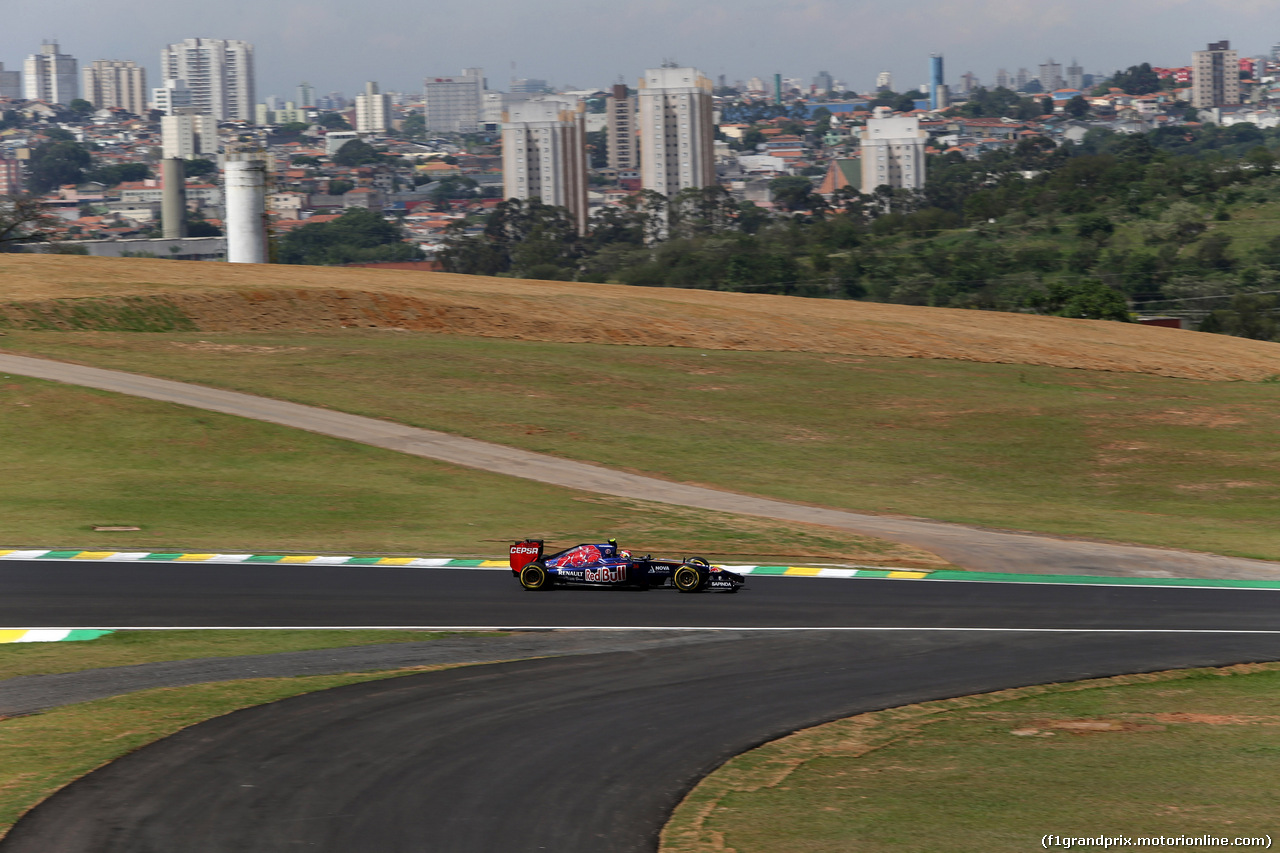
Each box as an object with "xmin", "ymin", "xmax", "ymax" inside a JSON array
[{"xmin": 5, "ymin": 0, "xmax": 1275, "ymax": 99}]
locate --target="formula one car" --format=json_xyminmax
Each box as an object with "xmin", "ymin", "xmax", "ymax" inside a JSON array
[{"xmin": 509, "ymin": 539, "xmax": 744, "ymax": 593}]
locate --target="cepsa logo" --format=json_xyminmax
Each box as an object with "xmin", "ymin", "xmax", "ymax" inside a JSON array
[
  {"xmin": 585, "ymin": 565, "xmax": 626, "ymax": 583},
  {"xmin": 511, "ymin": 545, "xmax": 540, "ymax": 556}
]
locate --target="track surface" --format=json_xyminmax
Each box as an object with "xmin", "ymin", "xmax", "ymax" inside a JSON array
[
  {"xmin": 3, "ymin": 352, "xmax": 1279, "ymax": 579},
  {"xmin": 6, "ymin": 561, "xmax": 1280, "ymax": 630},
  {"xmin": 7, "ymin": 630, "xmax": 1280, "ymax": 853}
]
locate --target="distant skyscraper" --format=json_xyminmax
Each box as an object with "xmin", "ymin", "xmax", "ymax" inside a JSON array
[
  {"xmin": 1039, "ymin": 59, "xmax": 1064, "ymax": 91},
  {"xmin": 813, "ymin": 70, "xmax": 834, "ymax": 95},
  {"xmin": 296, "ymin": 81, "xmax": 314, "ymax": 108},
  {"xmin": 929, "ymin": 54, "xmax": 945, "ymax": 110},
  {"xmin": 876, "ymin": 71, "xmax": 893, "ymax": 91},
  {"xmin": 83, "ymin": 60, "xmax": 147, "ymax": 115},
  {"xmin": 1015, "ymin": 68, "xmax": 1030, "ymax": 91},
  {"xmin": 23, "ymin": 41, "xmax": 78, "ymax": 104},
  {"xmin": 355, "ymin": 81, "xmax": 389, "ymax": 133},
  {"xmin": 1066, "ymin": 59, "xmax": 1084, "ymax": 91},
  {"xmin": 0, "ymin": 63, "xmax": 20, "ymax": 100},
  {"xmin": 510, "ymin": 78, "xmax": 550, "ymax": 95},
  {"xmin": 959, "ymin": 71, "xmax": 978, "ymax": 94},
  {"xmin": 423, "ymin": 69, "xmax": 484, "ymax": 133},
  {"xmin": 502, "ymin": 97, "xmax": 588, "ymax": 233},
  {"xmin": 152, "ymin": 79, "xmax": 192, "ymax": 115},
  {"xmin": 605, "ymin": 83, "xmax": 637, "ymax": 171},
  {"xmin": 638, "ymin": 65, "xmax": 716, "ymax": 197},
  {"xmin": 1192, "ymin": 40, "xmax": 1240, "ymax": 108},
  {"xmin": 861, "ymin": 110, "xmax": 926, "ymax": 192},
  {"xmin": 160, "ymin": 38, "xmax": 255, "ymax": 121},
  {"xmin": 995, "ymin": 69, "xmax": 1011, "ymax": 90}
]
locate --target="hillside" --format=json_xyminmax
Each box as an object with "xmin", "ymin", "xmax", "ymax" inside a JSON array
[{"xmin": 4, "ymin": 255, "xmax": 1280, "ymax": 382}]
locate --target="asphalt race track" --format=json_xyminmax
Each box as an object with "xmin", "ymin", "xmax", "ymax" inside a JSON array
[
  {"xmin": 5, "ymin": 561, "xmax": 1280, "ymax": 630},
  {"xmin": 6, "ymin": 630, "xmax": 1280, "ymax": 853}
]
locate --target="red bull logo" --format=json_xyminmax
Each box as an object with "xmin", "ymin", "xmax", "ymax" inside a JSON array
[{"xmin": 585, "ymin": 565, "xmax": 626, "ymax": 582}]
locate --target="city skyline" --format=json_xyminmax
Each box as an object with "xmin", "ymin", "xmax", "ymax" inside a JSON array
[{"xmin": 2, "ymin": 0, "xmax": 1274, "ymax": 101}]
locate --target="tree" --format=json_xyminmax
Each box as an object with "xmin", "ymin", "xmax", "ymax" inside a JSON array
[
  {"xmin": 85, "ymin": 162, "xmax": 150, "ymax": 187},
  {"xmin": 69, "ymin": 98, "xmax": 94, "ymax": 116},
  {"xmin": 315, "ymin": 112, "xmax": 352, "ymax": 130},
  {"xmin": 29, "ymin": 141, "xmax": 92, "ymax": 192},
  {"xmin": 277, "ymin": 207, "xmax": 421, "ymax": 265},
  {"xmin": 770, "ymin": 175, "xmax": 818, "ymax": 212},
  {"xmin": 331, "ymin": 139, "xmax": 382, "ymax": 166},
  {"xmin": 1066, "ymin": 94, "xmax": 1089, "ymax": 118},
  {"xmin": 0, "ymin": 195, "xmax": 58, "ymax": 250},
  {"xmin": 1044, "ymin": 280, "xmax": 1130, "ymax": 321},
  {"xmin": 1199, "ymin": 294, "xmax": 1279, "ymax": 341},
  {"xmin": 184, "ymin": 159, "xmax": 217, "ymax": 177}
]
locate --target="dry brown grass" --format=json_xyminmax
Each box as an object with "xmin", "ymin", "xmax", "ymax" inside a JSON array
[{"xmin": 5, "ymin": 255, "xmax": 1280, "ymax": 381}]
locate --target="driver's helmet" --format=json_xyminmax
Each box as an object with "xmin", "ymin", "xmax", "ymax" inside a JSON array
[{"xmin": 619, "ymin": 549, "xmax": 631, "ymax": 560}]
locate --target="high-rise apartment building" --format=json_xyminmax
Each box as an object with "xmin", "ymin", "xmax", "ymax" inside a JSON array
[
  {"xmin": 82, "ymin": 60, "xmax": 147, "ymax": 115},
  {"xmin": 1066, "ymin": 60, "xmax": 1084, "ymax": 91},
  {"xmin": 1015, "ymin": 68, "xmax": 1030, "ymax": 91},
  {"xmin": 0, "ymin": 158, "xmax": 23, "ymax": 195},
  {"xmin": 160, "ymin": 38, "xmax": 255, "ymax": 121},
  {"xmin": 860, "ymin": 110, "xmax": 927, "ymax": 192},
  {"xmin": 1039, "ymin": 59, "xmax": 1064, "ymax": 91},
  {"xmin": 929, "ymin": 54, "xmax": 945, "ymax": 110},
  {"xmin": 995, "ymin": 69, "xmax": 1011, "ymax": 90},
  {"xmin": 296, "ymin": 81, "xmax": 314, "ymax": 108},
  {"xmin": 24, "ymin": 41, "xmax": 78, "ymax": 104},
  {"xmin": 605, "ymin": 84, "xmax": 637, "ymax": 172},
  {"xmin": 355, "ymin": 81, "xmax": 389, "ymax": 133},
  {"xmin": 501, "ymin": 97, "xmax": 588, "ymax": 233},
  {"xmin": 0, "ymin": 64, "xmax": 20, "ymax": 100},
  {"xmin": 637, "ymin": 65, "xmax": 716, "ymax": 197},
  {"xmin": 152, "ymin": 79, "xmax": 193, "ymax": 115},
  {"xmin": 423, "ymin": 69, "xmax": 484, "ymax": 133},
  {"xmin": 876, "ymin": 71, "xmax": 893, "ymax": 91},
  {"xmin": 161, "ymin": 112, "xmax": 219, "ymax": 159},
  {"xmin": 1192, "ymin": 40, "xmax": 1240, "ymax": 108},
  {"xmin": 813, "ymin": 70, "xmax": 834, "ymax": 95}
]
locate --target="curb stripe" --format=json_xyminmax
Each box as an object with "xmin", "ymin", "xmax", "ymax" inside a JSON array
[
  {"xmin": 0, "ymin": 629, "xmax": 113, "ymax": 644},
  {"xmin": 3, "ymin": 550, "xmax": 1280, "ymax": 590}
]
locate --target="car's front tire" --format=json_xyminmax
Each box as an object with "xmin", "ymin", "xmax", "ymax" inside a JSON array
[
  {"xmin": 673, "ymin": 564, "xmax": 704, "ymax": 593},
  {"xmin": 520, "ymin": 562, "xmax": 552, "ymax": 591}
]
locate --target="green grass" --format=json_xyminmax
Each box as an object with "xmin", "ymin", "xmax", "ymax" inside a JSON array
[
  {"xmin": 0, "ymin": 373, "xmax": 926, "ymax": 565},
  {"xmin": 664, "ymin": 663, "xmax": 1280, "ymax": 853},
  {"xmin": 6, "ymin": 329, "xmax": 1280, "ymax": 560},
  {"xmin": 0, "ymin": 629, "xmax": 481, "ymax": 680},
  {"xmin": 0, "ymin": 666, "xmax": 455, "ymax": 839}
]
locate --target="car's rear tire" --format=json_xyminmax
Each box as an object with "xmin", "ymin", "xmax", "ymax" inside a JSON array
[
  {"xmin": 673, "ymin": 564, "xmax": 704, "ymax": 593},
  {"xmin": 520, "ymin": 562, "xmax": 552, "ymax": 590}
]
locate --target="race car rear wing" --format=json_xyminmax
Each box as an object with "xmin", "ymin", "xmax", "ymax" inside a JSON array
[{"xmin": 509, "ymin": 540, "xmax": 544, "ymax": 574}]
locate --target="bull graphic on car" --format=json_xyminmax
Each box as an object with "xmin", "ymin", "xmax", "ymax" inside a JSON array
[{"xmin": 509, "ymin": 539, "xmax": 744, "ymax": 593}]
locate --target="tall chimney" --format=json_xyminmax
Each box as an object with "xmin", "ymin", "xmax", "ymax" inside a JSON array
[
  {"xmin": 160, "ymin": 158, "xmax": 188, "ymax": 240},
  {"xmin": 224, "ymin": 160, "xmax": 268, "ymax": 264}
]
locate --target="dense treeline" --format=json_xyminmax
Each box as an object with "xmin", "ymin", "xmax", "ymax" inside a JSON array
[{"xmin": 440, "ymin": 123, "xmax": 1280, "ymax": 336}]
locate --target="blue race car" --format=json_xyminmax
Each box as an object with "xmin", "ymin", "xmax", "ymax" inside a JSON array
[{"xmin": 509, "ymin": 539, "xmax": 744, "ymax": 593}]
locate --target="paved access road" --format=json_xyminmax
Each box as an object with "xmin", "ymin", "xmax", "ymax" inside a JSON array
[
  {"xmin": 3, "ymin": 352, "xmax": 1278, "ymax": 580},
  {"xmin": 6, "ymin": 561, "xmax": 1280, "ymax": 630},
  {"xmin": 6, "ymin": 630, "xmax": 1280, "ymax": 853}
]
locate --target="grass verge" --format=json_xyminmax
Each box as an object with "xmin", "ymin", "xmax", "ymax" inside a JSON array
[
  {"xmin": 0, "ymin": 373, "xmax": 942, "ymax": 567},
  {"xmin": 0, "ymin": 630, "xmax": 480, "ymax": 680},
  {"xmin": 6, "ymin": 329, "xmax": 1280, "ymax": 560},
  {"xmin": 0, "ymin": 664, "xmax": 463, "ymax": 839},
  {"xmin": 663, "ymin": 662, "xmax": 1280, "ymax": 853}
]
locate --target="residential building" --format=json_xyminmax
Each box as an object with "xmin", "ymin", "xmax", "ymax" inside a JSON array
[
  {"xmin": 0, "ymin": 158, "xmax": 23, "ymax": 194},
  {"xmin": 296, "ymin": 81, "xmax": 314, "ymax": 108},
  {"xmin": 355, "ymin": 81, "xmax": 389, "ymax": 133},
  {"xmin": 501, "ymin": 97, "xmax": 588, "ymax": 232},
  {"xmin": 813, "ymin": 70, "xmax": 834, "ymax": 95},
  {"xmin": 1066, "ymin": 59, "xmax": 1084, "ymax": 91},
  {"xmin": 159, "ymin": 38, "xmax": 255, "ymax": 121},
  {"xmin": 959, "ymin": 71, "xmax": 978, "ymax": 95},
  {"xmin": 23, "ymin": 41, "xmax": 78, "ymax": 105},
  {"xmin": 161, "ymin": 112, "xmax": 219, "ymax": 159},
  {"xmin": 1192, "ymin": 40, "xmax": 1240, "ymax": 109},
  {"xmin": 637, "ymin": 65, "xmax": 716, "ymax": 197},
  {"xmin": 605, "ymin": 83, "xmax": 637, "ymax": 171},
  {"xmin": 152, "ymin": 78, "xmax": 193, "ymax": 115},
  {"xmin": 82, "ymin": 60, "xmax": 147, "ymax": 115},
  {"xmin": 1039, "ymin": 59, "xmax": 1064, "ymax": 92},
  {"xmin": 860, "ymin": 109, "xmax": 927, "ymax": 192},
  {"xmin": 876, "ymin": 71, "xmax": 893, "ymax": 92},
  {"xmin": 995, "ymin": 69, "xmax": 1011, "ymax": 90},
  {"xmin": 1015, "ymin": 68, "xmax": 1030, "ymax": 91},
  {"xmin": 0, "ymin": 63, "xmax": 20, "ymax": 100},
  {"xmin": 510, "ymin": 78, "xmax": 549, "ymax": 95},
  {"xmin": 423, "ymin": 69, "xmax": 484, "ymax": 133}
]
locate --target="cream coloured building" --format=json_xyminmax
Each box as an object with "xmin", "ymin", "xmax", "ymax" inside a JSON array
[
  {"xmin": 355, "ymin": 81, "xmax": 389, "ymax": 133},
  {"xmin": 1192, "ymin": 41, "xmax": 1240, "ymax": 109},
  {"xmin": 860, "ymin": 110, "xmax": 927, "ymax": 192},
  {"xmin": 502, "ymin": 97, "xmax": 588, "ymax": 233},
  {"xmin": 160, "ymin": 38, "xmax": 255, "ymax": 121},
  {"xmin": 83, "ymin": 60, "xmax": 147, "ymax": 115},
  {"xmin": 638, "ymin": 66, "xmax": 716, "ymax": 197}
]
